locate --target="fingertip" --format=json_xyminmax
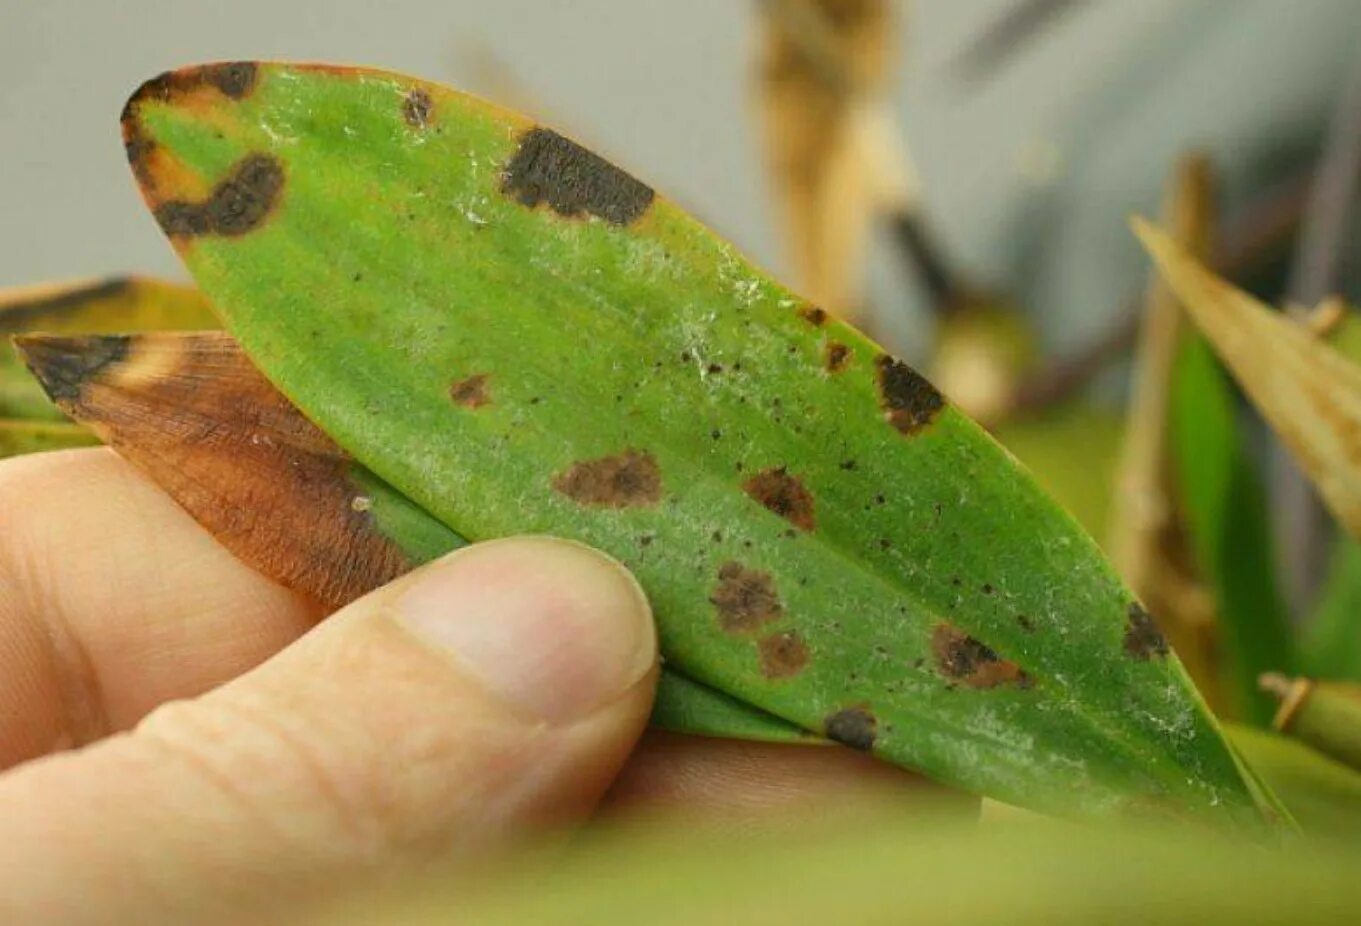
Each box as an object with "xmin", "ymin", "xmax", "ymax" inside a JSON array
[{"xmin": 393, "ymin": 536, "xmax": 657, "ymax": 724}]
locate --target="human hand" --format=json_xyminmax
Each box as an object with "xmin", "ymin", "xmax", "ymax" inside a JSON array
[{"xmin": 0, "ymin": 449, "xmax": 932, "ymax": 924}]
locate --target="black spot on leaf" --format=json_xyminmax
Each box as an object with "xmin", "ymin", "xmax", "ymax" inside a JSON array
[
  {"xmin": 825, "ymin": 342, "xmax": 851, "ymax": 373},
  {"xmin": 14, "ymin": 334, "xmax": 130, "ymax": 402},
  {"xmin": 825, "ymin": 706, "xmax": 877, "ymax": 751},
  {"xmin": 932, "ymin": 623, "xmax": 1032, "ymax": 689},
  {"xmin": 1123, "ymin": 603, "xmax": 1169, "ymax": 660},
  {"xmin": 875, "ymin": 354, "xmax": 944, "ymax": 435},
  {"xmin": 403, "ymin": 88, "xmax": 434, "ymax": 128},
  {"xmin": 154, "ymin": 154, "xmax": 285, "ymax": 238},
  {"xmin": 799, "ymin": 305, "xmax": 828, "ymax": 326},
  {"xmin": 502, "ymin": 127, "xmax": 654, "ymax": 226}
]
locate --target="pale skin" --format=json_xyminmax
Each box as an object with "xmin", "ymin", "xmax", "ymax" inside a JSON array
[{"xmin": 0, "ymin": 448, "xmax": 933, "ymax": 924}]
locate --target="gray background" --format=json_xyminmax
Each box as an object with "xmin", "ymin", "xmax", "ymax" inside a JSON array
[{"xmin": 3, "ymin": 0, "xmax": 1359, "ymax": 359}]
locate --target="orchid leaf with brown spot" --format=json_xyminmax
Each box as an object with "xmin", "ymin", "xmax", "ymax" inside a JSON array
[
  {"xmin": 0, "ymin": 277, "xmax": 215, "ymax": 422},
  {"xmin": 1114, "ymin": 162, "xmax": 1293, "ymax": 726},
  {"xmin": 116, "ymin": 61, "xmax": 1279, "ymax": 825}
]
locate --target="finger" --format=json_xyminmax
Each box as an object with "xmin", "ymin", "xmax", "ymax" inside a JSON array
[
  {"xmin": 0, "ymin": 448, "xmax": 321, "ymax": 768},
  {"xmin": 0, "ymin": 536, "xmax": 657, "ymax": 926},
  {"xmin": 606, "ymin": 731, "xmax": 975, "ymax": 830}
]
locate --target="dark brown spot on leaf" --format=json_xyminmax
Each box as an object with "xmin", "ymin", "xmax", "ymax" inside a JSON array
[
  {"xmin": 799, "ymin": 305, "xmax": 828, "ymax": 326},
  {"xmin": 448, "ymin": 373, "xmax": 491, "ymax": 409},
  {"xmin": 758, "ymin": 630, "xmax": 810, "ymax": 678},
  {"xmin": 742, "ymin": 467, "xmax": 815, "ymax": 531},
  {"xmin": 825, "ymin": 706, "xmax": 877, "ymax": 751},
  {"xmin": 875, "ymin": 354, "xmax": 944, "ymax": 435},
  {"xmin": 122, "ymin": 126, "xmax": 157, "ymax": 186},
  {"xmin": 121, "ymin": 64, "xmax": 259, "ymax": 190},
  {"xmin": 126, "ymin": 62, "xmax": 259, "ymax": 113},
  {"xmin": 825, "ymin": 342, "xmax": 851, "ymax": 373},
  {"xmin": 932, "ymin": 623, "xmax": 1032, "ymax": 689},
  {"xmin": 403, "ymin": 88, "xmax": 434, "ymax": 128},
  {"xmin": 154, "ymin": 154, "xmax": 285, "ymax": 238},
  {"xmin": 15, "ymin": 334, "xmax": 130, "ymax": 402},
  {"xmin": 552, "ymin": 449, "xmax": 662, "ymax": 508},
  {"xmin": 1123, "ymin": 602, "xmax": 1169, "ymax": 660},
  {"xmin": 711, "ymin": 561, "xmax": 783, "ymax": 634},
  {"xmin": 204, "ymin": 62, "xmax": 259, "ymax": 98},
  {"xmin": 502, "ymin": 127, "xmax": 654, "ymax": 226}
]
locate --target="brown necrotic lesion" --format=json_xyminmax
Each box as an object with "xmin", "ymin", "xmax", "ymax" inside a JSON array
[
  {"xmin": 153, "ymin": 154, "xmax": 286, "ymax": 239},
  {"xmin": 551, "ymin": 449, "xmax": 662, "ymax": 508},
  {"xmin": 402, "ymin": 88, "xmax": 434, "ymax": 128},
  {"xmin": 711, "ymin": 561, "xmax": 784, "ymax": 634},
  {"xmin": 824, "ymin": 706, "xmax": 877, "ymax": 751},
  {"xmin": 448, "ymin": 373, "xmax": 491, "ymax": 409},
  {"xmin": 759, "ymin": 630, "xmax": 810, "ymax": 678},
  {"xmin": 875, "ymin": 354, "xmax": 944, "ymax": 435},
  {"xmin": 742, "ymin": 466, "xmax": 816, "ymax": 531},
  {"xmin": 501, "ymin": 128, "xmax": 655, "ymax": 226},
  {"xmin": 1123, "ymin": 603, "xmax": 1170, "ymax": 660},
  {"xmin": 932, "ymin": 623, "xmax": 1032, "ymax": 689}
]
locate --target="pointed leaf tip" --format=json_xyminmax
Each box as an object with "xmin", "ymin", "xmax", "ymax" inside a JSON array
[
  {"xmin": 14, "ymin": 334, "xmax": 131, "ymax": 404},
  {"xmin": 1139, "ymin": 228, "xmax": 1361, "ymax": 541}
]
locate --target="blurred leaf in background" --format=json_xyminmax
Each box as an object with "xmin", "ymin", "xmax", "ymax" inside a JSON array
[
  {"xmin": 0, "ymin": 277, "xmax": 214, "ymax": 419},
  {"xmin": 304, "ymin": 810, "xmax": 1361, "ymax": 925}
]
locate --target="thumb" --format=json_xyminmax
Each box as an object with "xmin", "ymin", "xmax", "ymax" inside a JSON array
[{"xmin": 0, "ymin": 536, "xmax": 657, "ymax": 925}]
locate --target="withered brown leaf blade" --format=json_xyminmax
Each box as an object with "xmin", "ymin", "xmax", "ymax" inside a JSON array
[
  {"xmin": 1135, "ymin": 220, "xmax": 1361, "ymax": 541},
  {"xmin": 14, "ymin": 331, "xmax": 426, "ymax": 607},
  {"xmin": 758, "ymin": 0, "xmax": 898, "ymax": 318}
]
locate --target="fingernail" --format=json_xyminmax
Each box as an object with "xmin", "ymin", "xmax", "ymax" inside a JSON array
[{"xmin": 394, "ymin": 537, "xmax": 656, "ymax": 724}]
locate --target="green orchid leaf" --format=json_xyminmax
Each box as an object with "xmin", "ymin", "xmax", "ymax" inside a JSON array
[
  {"xmin": 651, "ymin": 668, "xmax": 813, "ymax": 743},
  {"xmin": 1302, "ymin": 537, "xmax": 1361, "ymax": 682},
  {"xmin": 0, "ymin": 277, "xmax": 215, "ymax": 422},
  {"xmin": 16, "ymin": 330, "xmax": 805, "ymax": 744},
  {"xmin": 1170, "ymin": 331, "xmax": 1294, "ymax": 724},
  {"xmin": 1229, "ymin": 723, "xmax": 1361, "ymax": 841},
  {"xmin": 113, "ymin": 61, "xmax": 1273, "ymax": 824}
]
